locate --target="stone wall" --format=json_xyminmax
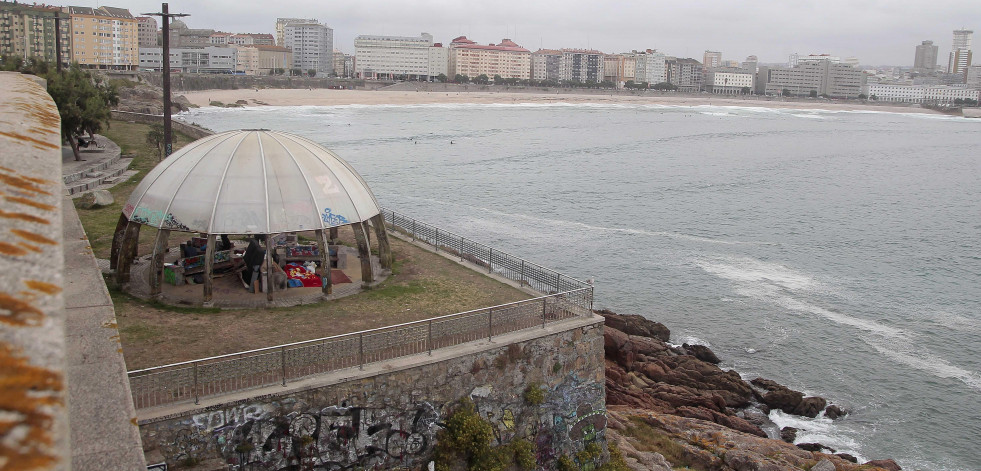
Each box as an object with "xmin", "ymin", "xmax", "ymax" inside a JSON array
[
  {"xmin": 139, "ymin": 316, "xmax": 606, "ymax": 470},
  {"xmin": 110, "ymin": 110, "xmax": 215, "ymax": 140},
  {"xmin": 0, "ymin": 72, "xmax": 70, "ymax": 470}
]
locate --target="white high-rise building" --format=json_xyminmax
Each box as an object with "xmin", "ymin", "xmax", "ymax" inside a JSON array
[
  {"xmin": 275, "ymin": 18, "xmax": 317, "ymax": 47},
  {"xmin": 354, "ymin": 32, "xmax": 445, "ymax": 80},
  {"xmin": 284, "ymin": 21, "xmax": 333, "ymax": 74},
  {"xmin": 948, "ymin": 30, "xmax": 973, "ymax": 76},
  {"xmin": 633, "ymin": 50, "xmax": 666, "ymax": 85}
]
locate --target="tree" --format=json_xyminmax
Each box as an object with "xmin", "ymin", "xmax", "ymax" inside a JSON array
[
  {"xmin": 653, "ymin": 82, "xmax": 679, "ymax": 91},
  {"xmin": 741, "ymin": 86, "xmax": 751, "ymax": 95},
  {"xmin": 45, "ymin": 64, "xmax": 115, "ymax": 161},
  {"xmin": 870, "ymin": 94, "xmax": 878, "ymax": 101},
  {"xmin": 475, "ymin": 74, "xmax": 489, "ymax": 84},
  {"xmin": 782, "ymin": 88, "xmax": 791, "ymax": 97},
  {"xmin": 291, "ymin": 68, "xmax": 302, "ymax": 76},
  {"xmin": 808, "ymin": 90, "xmax": 818, "ymax": 98},
  {"xmin": 308, "ymin": 69, "xmax": 316, "ymax": 77},
  {"xmin": 146, "ymin": 123, "xmax": 165, "ymax": 162},
  {"xmin": 454, "ymin": 74, "xmax": 469, "ymax": 83},
  {"xmin": 858, "ymin": 93, "xmax": 868, "ymax": 100},
  {"xmin": 436, "ymin": 73, "xmax": 447, "ymax": 83},
  {"xmin": 493, "ymin": 74, "xmax": 503, "ymax": 85}
]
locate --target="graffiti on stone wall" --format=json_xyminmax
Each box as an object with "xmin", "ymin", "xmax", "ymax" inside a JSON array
[
  {"xmin": 174, "ymin": 402, "xmax": 442, "ymax": 470},
  {"xmin": 469, "ymin": 373, "xmax": 607, "ymax": 468}
]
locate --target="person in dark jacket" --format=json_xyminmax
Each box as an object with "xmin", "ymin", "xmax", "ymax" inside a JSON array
[{"xmin": 241, "ymin": 235, "xmax": 266, "ymax": 292}]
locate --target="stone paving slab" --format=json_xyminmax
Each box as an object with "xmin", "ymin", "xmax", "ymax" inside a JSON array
[{"xmin": 63, "ymin": 197, "xmax": 147, "ymax": 470}]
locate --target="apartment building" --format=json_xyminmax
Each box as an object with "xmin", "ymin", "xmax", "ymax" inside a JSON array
[
  {"xmin": 354, "ymin": 32, "xmax": 444, "ymax": 80},
  {"xmin": 702, "ymin": 50, "xmax": 721, "ymax": 69},
  {"xmin": 631, "ymin": 49, "xmax": 666, "ymax": 85},
  {"xmin": 136, "ymin": 16, "xmax": 156, "ymax": 47},
  {"xmin": 913, "ymin": 40, "xmax": 938, "ymax": 73},
  {"xmin": 759, "ymin": 59, "xmax": 866, "ymax": 97},
  {"xmin": 559, "ymin": 49, "xmax": 605, "ymax": 83},
  {"xmin": 65, "ymin": 5, "xmax": 138, "ymax": 69},
  {"xmin": 603, "ymin": 53, "xmax": 636, "ymax": 85},
  {"xmin": 0, "ymin": 1, "xmax": 71, "ymax": 65},
  {"xmin": 284, "ymin": 21, "xmax": 333, "ymax": 74},
  {"xmin": 138, "ymin": 45, "xmax": 237, "ymax": 73},
  {"xmin": 665, "ymin": 57, "xmax": 703, "ymax": 92},
  {"xmin": 275, "ymin": 18, "xmax": 316, "ymax": 47},
  {"xmin": 532, "ymin": 49, "xmax": 562, "ymax": 82},
  {"xmin": 168, "ymin": 19, "xmax": 213, "ymax": 48},
  {"xmin": 234, "ymin": 44, "xmax": 291, "ymax": 75},
  {"xmin": 448, "ymin": 36, "xmax": 530, "ymax": 80}
]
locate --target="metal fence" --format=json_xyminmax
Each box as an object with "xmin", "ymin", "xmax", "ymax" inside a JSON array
[
  {"xmin": 382, "ymin": 209, "xmax": 591, "ymax": 296},
  {"xmin": 127, "ymin": 211, "xmax": 593, "ymax": 410}
]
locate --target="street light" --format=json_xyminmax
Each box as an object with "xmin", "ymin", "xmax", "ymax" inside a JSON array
[{"xmin": 142, "ymin": 3, "xmax": 189, "ymax": 157}]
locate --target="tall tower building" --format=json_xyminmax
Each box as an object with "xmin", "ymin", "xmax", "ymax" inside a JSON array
[
  {"xmin": 948, "ymin": 29, "xmax": 973, "ymax": 75},
  {"xmin": 703, "ymin": 50, "xmax": 722, "ymax": 69},
  {"xmin": 914, "ymin": 40, "xmax": 938, "ymax": 73},
  {"xmin": 283, "ymin": 21, "xmax": 333, "ymax": 74}
]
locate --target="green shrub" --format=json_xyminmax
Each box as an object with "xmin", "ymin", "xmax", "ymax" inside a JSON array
[
  {"xmin": 434, "ymin": 399, "xmax": 539, "ymax": 471},
  {"xmin": 523, "ymin": 383, "xmax": 545, "ymax": 405},
  {"xmin": 557, "ymin": 455, "xmax": 577, "ymax": 471}
]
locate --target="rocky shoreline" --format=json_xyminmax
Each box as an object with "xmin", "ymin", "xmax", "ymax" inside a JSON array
[{"xmin": 598, "ymin": 310, "xmax": 901, "ymax": 471}]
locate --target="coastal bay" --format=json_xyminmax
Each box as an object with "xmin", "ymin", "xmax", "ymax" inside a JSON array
[{"xmin": 184, "ymin": 101, "xmax": 981, "ymax": 471}]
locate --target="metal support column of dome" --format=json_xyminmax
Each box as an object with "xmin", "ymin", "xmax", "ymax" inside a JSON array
[{"xmin": 110, "ymin": 129, "xmax": 393, "ymax": 304}]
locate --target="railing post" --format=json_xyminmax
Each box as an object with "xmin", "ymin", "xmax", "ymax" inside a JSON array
[
  {"xmin": 412, "ymin": 219, "xmax": 416, "ymax": 241},
  {"xmin": 520, "ymin": 260, "xmax": 525, "ymax": 286},
  {"xmin": 281, "ymin": 346, "xmax": 287, "ymax": 386},
  {"xmin": 193, "ymin": 362, "xmax": 199, "ymax": 405},
  {"xmin": 460, "ymin": 237, "xmax": 465, "ymax": 261},
  {"xmin": 488, "ymin": 309, "xmax": 493, "ymax": 341},
  {"xmin": 359, "ymin": 332, "xmax": 365, "ymax": 370},
  {"xmin": 542, "ymin": 297, "xmax": 547, "ymax": 328},
  {"xmin": 556, "ymin": 272, "xmax": 561, "ymax": 292},
  {"xmin": 488, "ymin": 248, "xmax": 493, "ymax": 273},
  {"xmin": 428, "ymin": 320, "xmax": 433, "ymax": 355},
  {"xmin": 435, "ymin": 228, "xmax": 439, "ymax": 251}
]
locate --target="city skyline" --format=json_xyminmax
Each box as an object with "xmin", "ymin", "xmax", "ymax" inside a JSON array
[{"xmin": 62, "ymin": 0, "xmax": 979, "ymax": 66}]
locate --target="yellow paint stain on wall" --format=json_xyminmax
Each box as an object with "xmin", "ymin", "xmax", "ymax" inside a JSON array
[
  {"xmin": 0, "ymin": 343, "xmax": 63, "ymax": 470},
  {"xmin": 0, "ymin": 292, "xmax": 44, "ymax": 327},
  {"xmin": 24, "ymin": 280, "xmax": 61, "ymax": 295}
]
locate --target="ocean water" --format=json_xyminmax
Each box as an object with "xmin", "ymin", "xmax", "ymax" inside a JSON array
[{"xmin": 183, "ymin": 102, "xmax": 981, "ymax": 471}]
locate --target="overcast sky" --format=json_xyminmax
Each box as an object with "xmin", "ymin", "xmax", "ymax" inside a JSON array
[{"xmin": 86, "ymin": 0, "xmax": 978, "ymax": 66}]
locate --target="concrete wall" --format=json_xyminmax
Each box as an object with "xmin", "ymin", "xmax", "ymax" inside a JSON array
[
  {"xmin": 0, "ymin": 72, "xmax": 69, "ymax": 470},
  {"xmin": 139, "ymin": 316, "xmax": 606, "ymax": 470},
  {"xmin": 111, "ymin": 110, "xmax": 215, "ymax": 140}
]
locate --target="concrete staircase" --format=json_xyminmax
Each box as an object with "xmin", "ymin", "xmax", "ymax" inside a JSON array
[{"xmin": 62, "ymin": 137, "xmax": 136, "ymax": 197}]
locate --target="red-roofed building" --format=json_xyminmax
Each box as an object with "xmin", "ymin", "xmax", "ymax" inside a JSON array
[{"xmin": 448, "ymin": 36, "xmax": 530, "ymax": 80}]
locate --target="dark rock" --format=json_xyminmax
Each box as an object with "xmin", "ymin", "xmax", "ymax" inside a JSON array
[
  {"xmin": 738, "ymin": 408, "xmax": 769, "ymax": 427},
  {"xmin": 676, "ymin": 406, "xmax": 767, "ymax": 437},
  {"xmin": 683, "ymin": 343, "xmax": 721, "ymax": 364},
  {"xmin": 793, "ymin": 396, "xmax": 828, "ymax": 418},
  {"xmin": 836, "ymin": 453, "xmax": 858, "ymax": 463},
  {"xmin": 825, "ymin": 404, "xmax": 846, "ymax": 419},
  {"xmin": 761, "ymin": 388, "xmax": 804, "ymax": 414},
  {"xmin": 865, "ymin": 459, "xmax": 902, "ymax": 471},
  {"xmin": 796, "ymin": 442, "xmax": 835, "ymax": 453},
  {"xmin": 598, "ymin": 310, "xmax": 671, "ymax": 342},
  {"xmin": 779, "ymin": 426, "xmax": 798, "ymax": 443}
]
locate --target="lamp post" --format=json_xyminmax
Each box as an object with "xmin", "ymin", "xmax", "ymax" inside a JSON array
[{"xmin": 142, "ymin": 3, "xmax": 188, "ymax": 157}]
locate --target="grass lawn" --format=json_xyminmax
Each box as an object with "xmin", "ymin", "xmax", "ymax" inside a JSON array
[{"xmin": 75, "ymin": 120, "xmax": 531, "ymax": 370}]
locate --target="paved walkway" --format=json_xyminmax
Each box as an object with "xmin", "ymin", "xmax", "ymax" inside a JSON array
[{"xmin": 63, "ymin": 195, "xmax": 146, "ymax": 468}]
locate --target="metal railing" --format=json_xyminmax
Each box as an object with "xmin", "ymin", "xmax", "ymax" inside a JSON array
[
  {"xmin": 382, "ymin": 208, "xmax": 591, "ymax": 296},
  {"xmin": 127, "ymin": 210, "xmax": 593, "ymax": 410}
]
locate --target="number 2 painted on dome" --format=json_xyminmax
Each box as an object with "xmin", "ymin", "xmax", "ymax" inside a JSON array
[{"xmin": 315, "ymin": 175, "xmax": 339, "ymax": 195}]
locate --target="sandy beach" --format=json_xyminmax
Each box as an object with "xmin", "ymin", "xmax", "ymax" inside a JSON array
[{"xmin": 182, "ymin": 87, "xmax": 942, "ymax": 115}]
